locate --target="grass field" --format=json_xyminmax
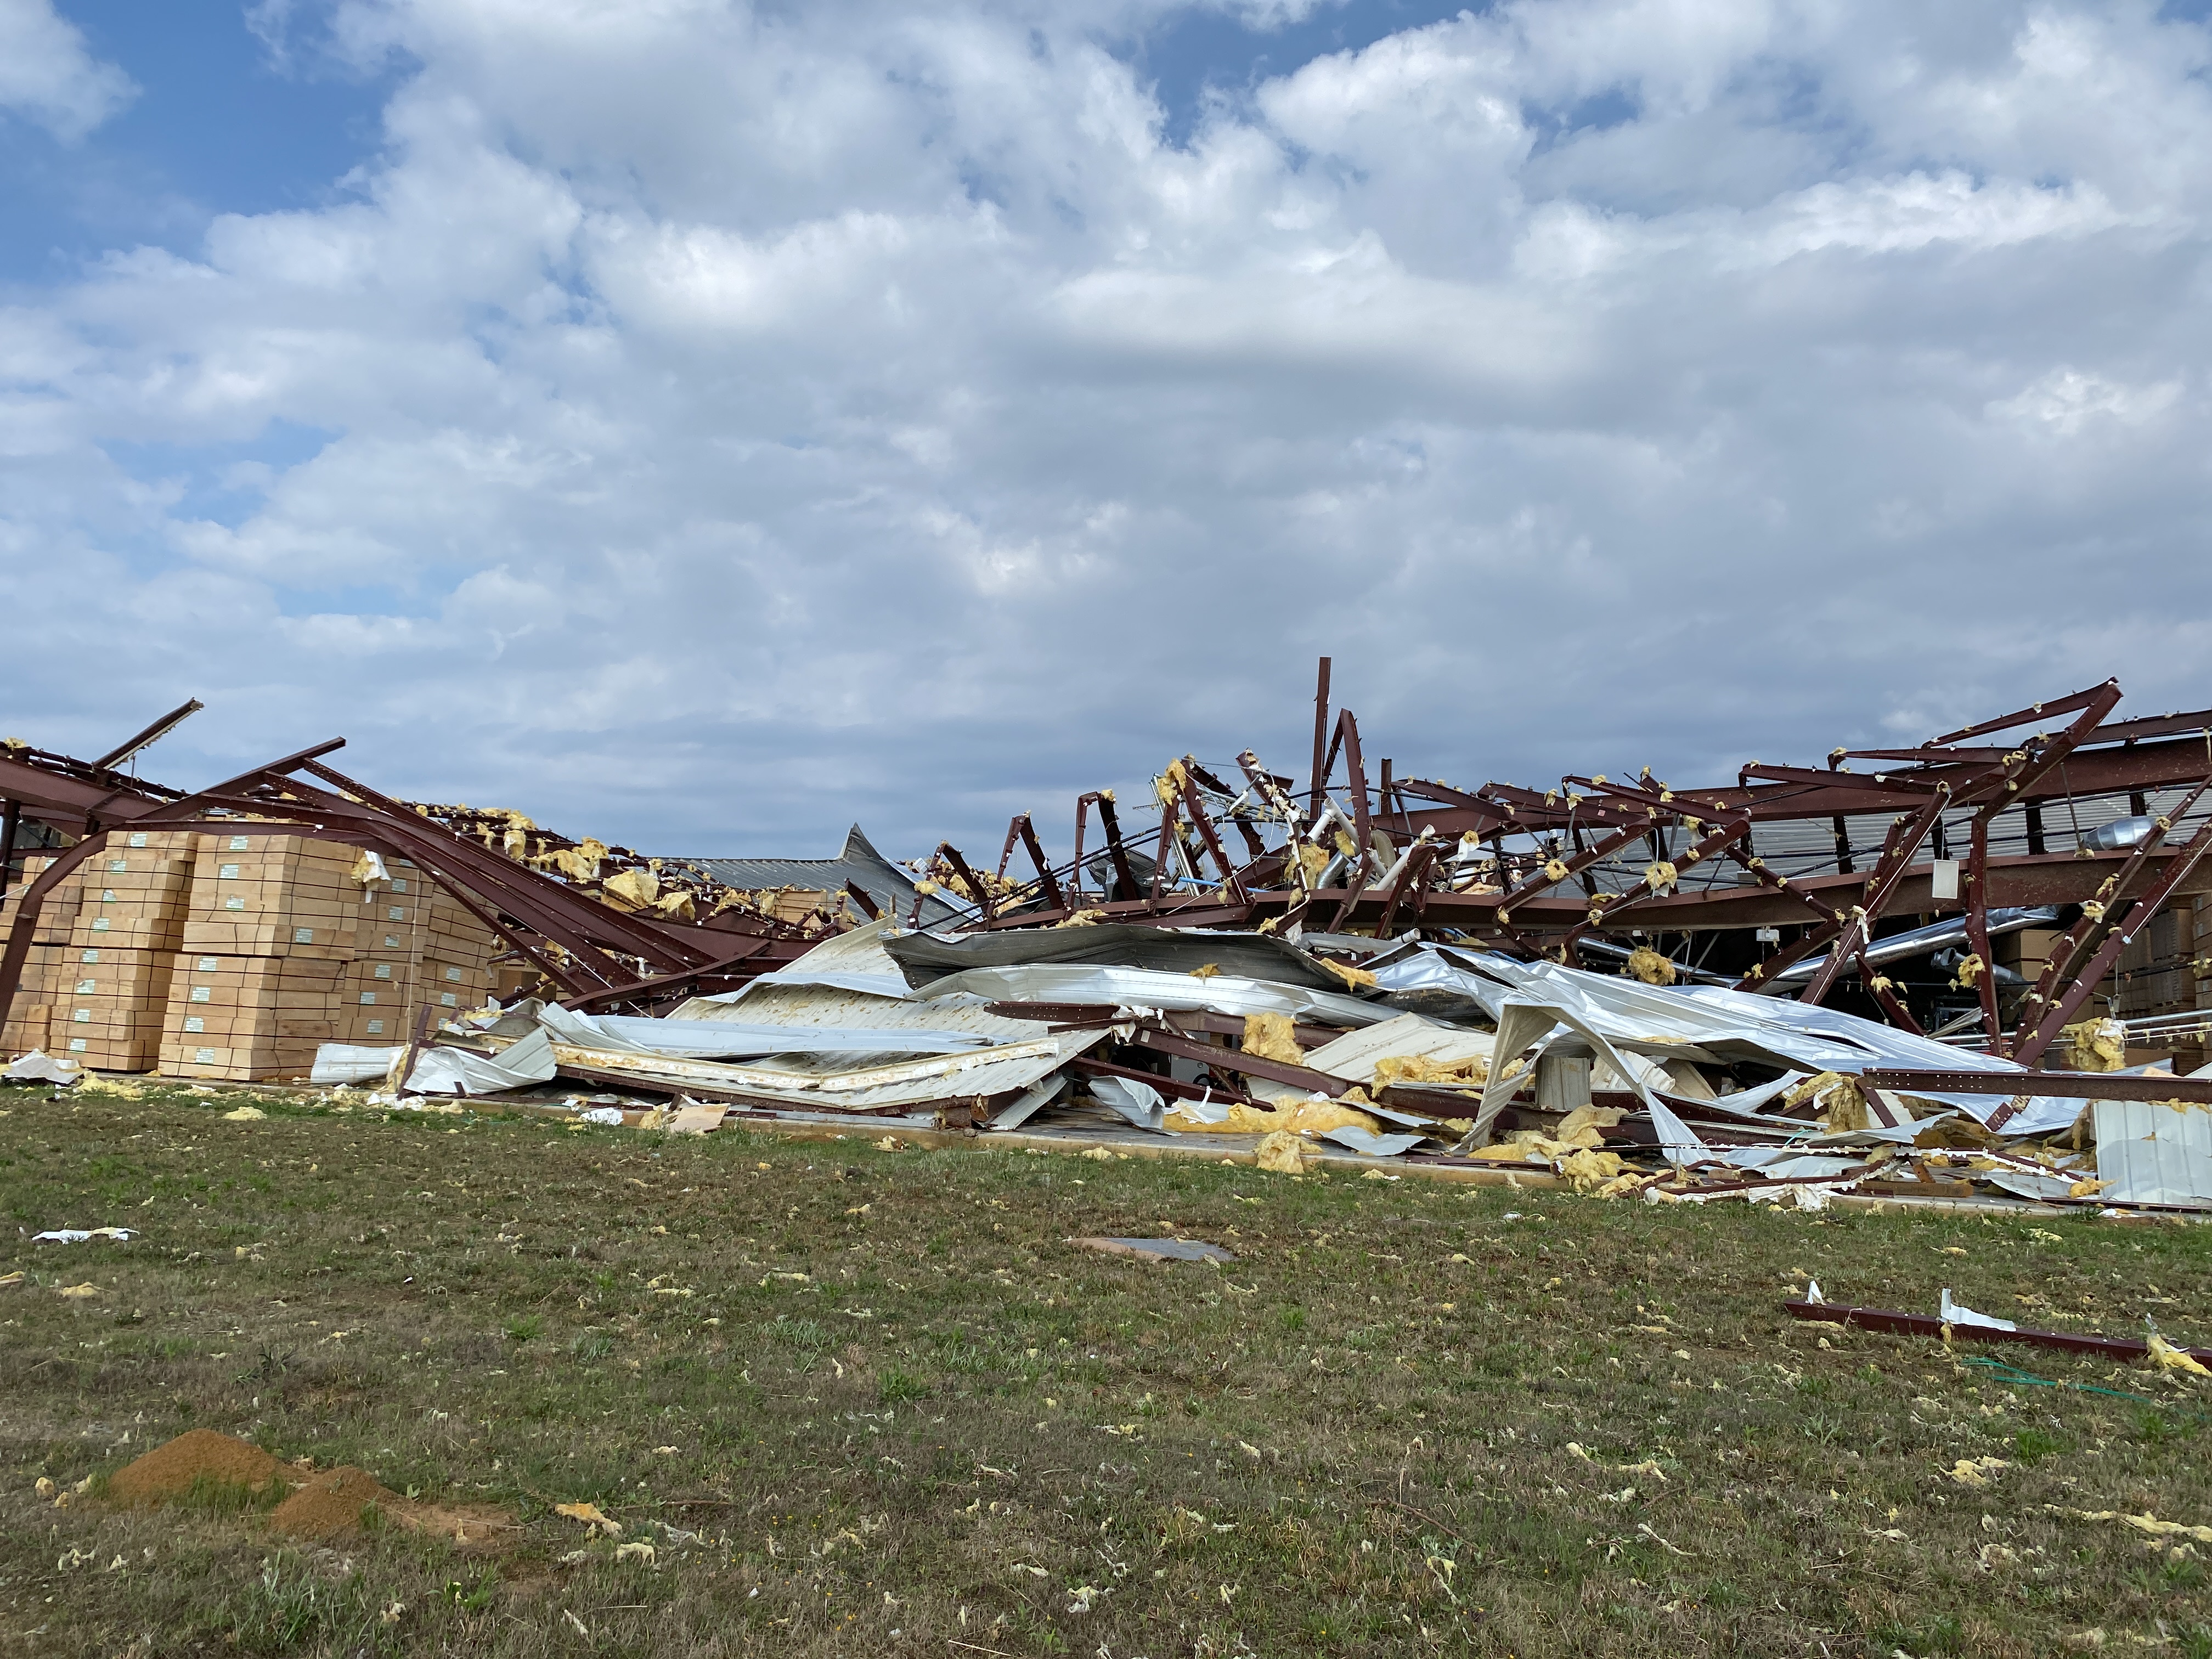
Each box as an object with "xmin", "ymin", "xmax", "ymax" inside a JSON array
[{"xmin": 3, "ymin": 1079, "xmax": 2211, "ymax": 1657}]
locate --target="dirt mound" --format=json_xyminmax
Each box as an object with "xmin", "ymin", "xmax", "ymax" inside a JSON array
[
  {"xmin": 269, "ymin": 1465, "xmax": 397, "ymax": 1542},
  {"xmin": 104, "ymin": 1430, "xmax": 515, "ymax": 1551},
  {"xmin": 270, "ymin": 1466, "xmax": 514, "ymax": 1550},
  {"xmin": 106, "ymin": 1430, "xmax": 289, "ymax": 1504}
]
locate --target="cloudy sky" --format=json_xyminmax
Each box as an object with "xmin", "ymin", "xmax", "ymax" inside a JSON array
[{"xmin": 3, "ymin": 0, "xmax": 2210, "ymax": 860}]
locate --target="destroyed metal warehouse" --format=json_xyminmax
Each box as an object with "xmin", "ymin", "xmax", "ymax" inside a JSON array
[{"xmin": 4, "ymin": 664, "xmax": 2211, "ymax": 1217}]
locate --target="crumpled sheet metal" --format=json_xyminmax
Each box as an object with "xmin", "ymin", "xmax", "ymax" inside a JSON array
[
  {"xmin": 1087, "ymin": 1073, "xmax": 1169, "ymax": 1131},
  {"xmin": 537, "ymin": 1002, "xmax": 990, "ymax": 1058},
  {"xmin": 408, "ymin": 1026, "xmax": 558, "ymax": 1096},
  {"xmin": 911, "ymin": 964, "xmax": 1389, "ymax": 1027},
  {"xmin": 1318, "ymin": 1124, "xmax": 1429, "ymax": 1157},
  {"xmin": 882, "ymin": 923, "xmax": 1354, "ymax": 992},
  {"xmin": 1378, "ymin": 945, "xmax": 2090, "ymax": 1135},
  {"xmin": 2095, "ymin": 1099, "xmax": 2212, "ymax": 1207},
  {"xmin": 543, "ymin": 1027, "xmax": 1109, "ymax": 1112},
  {"xmin": 310, "ymin": 1043, "xmax": 402, "ymax": 1085},
  {"xmin": 697, "ymin": 917, "xmax": 919, "ymax": 1006}
]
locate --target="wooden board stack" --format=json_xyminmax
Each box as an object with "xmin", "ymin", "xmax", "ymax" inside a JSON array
[
  {"xmin": 159, "ymin": 832, "xmax": 501, "ymax": 1081},
  {"xmin": 47, "ymin": 831, "xmax": 196, "ymax": 1070},
  {"xmin": 1, "ymin": 853, "xmax": 78, "ymax": 1053}
]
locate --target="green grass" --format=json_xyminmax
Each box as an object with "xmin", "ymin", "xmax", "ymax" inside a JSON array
[{"xmin": 2, "ymin": 1079, "xmax": 2211, "ymax": 1655}]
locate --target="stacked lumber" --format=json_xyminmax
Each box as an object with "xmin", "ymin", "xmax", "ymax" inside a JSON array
[
  {"xmin": 160, "ymin": 833, "xmax": 500, "ymax": 1081},
  {"xmin": 0, "ymin": 853, "xmax": 76, "ymax": 1053},
  {"xmin": 48, "ymin": 831, "xmax": 196, "ymax": 1069}
]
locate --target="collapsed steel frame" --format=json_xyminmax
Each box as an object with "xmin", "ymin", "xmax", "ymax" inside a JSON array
[
  {"xmin": 6, "ymin": 667, "xmax": 2209, "ymax": 1060},
  {"xmin": 0, "ymin": 736, "xmax": 838, "ymax": 1035},
  {"xmin": 919, "ymin": 663, "xmax": 2212, "ymax": 1060}
]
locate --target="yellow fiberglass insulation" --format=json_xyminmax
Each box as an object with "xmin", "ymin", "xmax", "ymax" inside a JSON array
[
  {"xmin": 2064, "ymin": 1018, "xmax": 2127, "ymax": 1072},
  {"xmin": 1153, "ymin": 758, "xmax": 1189, "ymax": 809},
  {"xmin": 546, "ymin": 839, "xmax": 609, "ymax": 882},
  {"xmin": 1626, "ymin": 946, "xmax": 1677, "ymax": 986},
  {"xmin": 1164, "ymin": 1097, "xmax": 1381, "ymax": 1137},
  {"xmin": 1465, "ymin": 1139, "xmax": 1551, "ymax": 1164},
  {"xmin": 1555, "ymin": 1147, "xmax": 1628, "ymax": 1191},
  {"xmin": 1784, "ymin": 1070, "xmax": 1869, "ymax": 1132},
  {"xmin": 1255, "ymin": 1131, "xmax": 1312, "ymax": 1174},
  {"xmin": 1319, "ymin": 957, "xmax": 1379, "ymax": 991},
  {"xmin": 1242, "ymin": 1012, "xmax": 1306, "ymax": 1066},
  {"xmin": 601, "ymin": 867, "xmax": 660, "ymax": 912},
  {"xmin": 1371, "ymin": 1052, "xmax": 1489, "ymax": 1089},
  {"xmin": 1554, "ymin": 1104, "xmax": 1624, "ymax": 1148}
]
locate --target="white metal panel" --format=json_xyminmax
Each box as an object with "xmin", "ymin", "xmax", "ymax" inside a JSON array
[
  {"xmin": 546, "ymin": 1026, "xmax": 1105, "ymax": 1111},
  {"xmin": 2095, "ymin": 1100, "xmax": 2212, "ymax": 1207}
]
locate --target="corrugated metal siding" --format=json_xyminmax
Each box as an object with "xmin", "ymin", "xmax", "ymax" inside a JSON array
[
  {"xmin": 675, "ymin": 825, "xmax": 961, "ymax": 924},
  {"xmin": 2095, "ymin": 1099, "xmax": 2212, "ymax": 1205}
]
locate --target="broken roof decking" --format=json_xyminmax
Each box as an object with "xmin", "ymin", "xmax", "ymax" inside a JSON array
[
  {"xmin": 881, "ymin": 923, "xmax": 1355, "ymax": 992},
  {"xmin": 376, "ymin": 906, "xmax": 2212, "ymax": 1217},
  {"xmin": 681, "ymin": 826, "xmax": 961, "ymax": 929}
]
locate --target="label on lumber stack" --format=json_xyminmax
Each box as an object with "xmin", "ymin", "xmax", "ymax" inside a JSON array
[
  {"xmin": 180, "ymin": 833, "xmax": 367, "ymax": 958},
  {"xmin": 50, "ymin": 945, "xmax": 179, "ymax": 1070}
]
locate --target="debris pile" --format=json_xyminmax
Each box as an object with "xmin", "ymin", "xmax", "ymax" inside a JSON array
[
  {"xmin": 5, "ymin": 664, "xmax": 2212, "ymax": 1214},
  {"xmin": 386, "ymin": 912, "xmax": 2211, "ymax": 1215}
]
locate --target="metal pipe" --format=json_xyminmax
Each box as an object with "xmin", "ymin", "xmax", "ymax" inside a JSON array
[{"xmin": 1769, "ymin": 906, "xmax": 2062, "ymax": 982}]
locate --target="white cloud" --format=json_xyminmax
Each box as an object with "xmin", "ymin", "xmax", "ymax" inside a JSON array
[
  {"xmin": 0, "ymin": 0, "xmax": 135, "ymax": 141},
  {"xmin": 6, "ymin": 0, "xmax": 2212, "ymax": 853},
  {"xmin": 1988, "ymin": 368, "xmax": 2184, "ymax": 437}
]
